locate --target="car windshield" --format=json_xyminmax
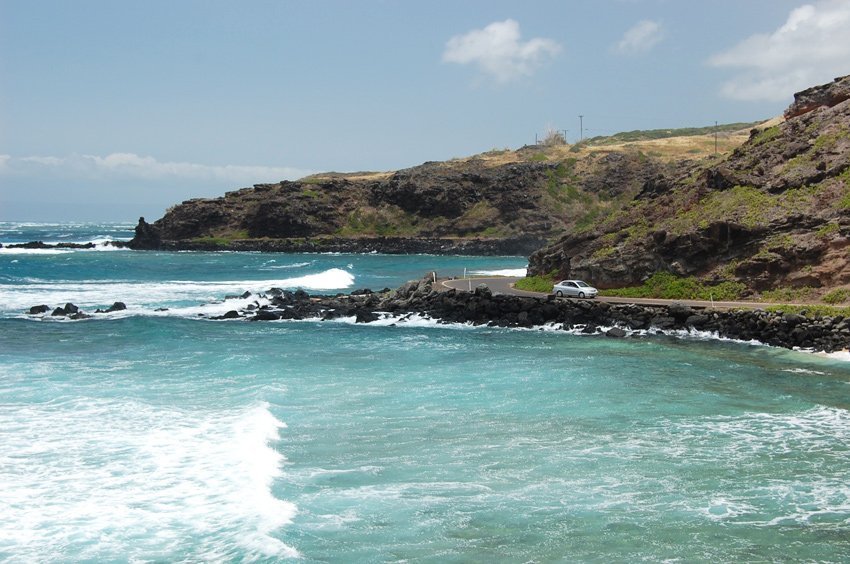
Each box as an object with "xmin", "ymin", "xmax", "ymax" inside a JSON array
[{"xmin": 575, "ymin": 281, "xmax": 589, "ymax": 287}]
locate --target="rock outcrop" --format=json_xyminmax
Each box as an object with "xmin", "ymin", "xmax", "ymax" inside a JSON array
[
  {"xmin": 785, "ymin": 74, "xmax": 850, "ymax": 119},
  {"xmin": 529, "ymin": 74, "xmax": 850, "ymax": 294},
  {"xmin": 127, "ymin": 217, "xmax": 161, "ymax": 250}
]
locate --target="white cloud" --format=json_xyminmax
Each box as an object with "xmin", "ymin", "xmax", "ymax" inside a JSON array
[
  {"xmin": 442, "ymin": 19, "xmax": 561, "ymax": 83},
  {"xmin": 613, "ymin": 20, "xmax": 663, "ymax": 55},
  {"xmin": 708, "ymin": 0, "xmax": 850, "ymax": 101},
  {"xmin": 0, "ymin": 153, "xmax": 313, "ymax": 184}
]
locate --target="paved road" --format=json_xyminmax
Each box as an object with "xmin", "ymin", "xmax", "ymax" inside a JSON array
[{"xmin": 440, "ymin": 276, "xmax": 785, "ymax": 310}]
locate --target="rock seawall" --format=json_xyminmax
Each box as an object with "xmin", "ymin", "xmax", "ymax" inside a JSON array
[{"xmin": 32, "ymin": 275, "xmax": 848, "ymax": 353}]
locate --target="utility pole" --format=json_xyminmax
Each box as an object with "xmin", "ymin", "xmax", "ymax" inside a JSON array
[
  {"xmin": 714, "ymin": 120, "xmax": 718, "ymax": 155},
  {"xmin": 579, "ymin": 115, "xmax": 584, "ymax": 141}
]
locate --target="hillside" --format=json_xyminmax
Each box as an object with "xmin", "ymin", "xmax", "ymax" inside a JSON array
[
  {"xmin": 528, "ymin": 74, "xmax": 850, "ymax": 299},
  {"xmin": 129, "ymin": 121, "xmax": 757, "ymax": 255}
]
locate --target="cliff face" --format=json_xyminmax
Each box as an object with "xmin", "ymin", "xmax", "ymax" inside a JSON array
[
  {"xmin": 528, "ymin": 75, "xmax": 850, "ymax": 293},
  {"xmin": 132, "ymin": 146, "xmax": 684, "ymax": 255}
]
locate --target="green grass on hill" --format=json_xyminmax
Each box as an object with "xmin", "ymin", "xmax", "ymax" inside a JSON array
[{"xmin": 584, "ymin": 121, "xmax": 761, "ymax": 146}]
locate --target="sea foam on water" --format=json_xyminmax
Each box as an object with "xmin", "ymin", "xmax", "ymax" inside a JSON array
[{"xmin": 0, "ymin": 399, "xmax": 298, "ymax": 560}]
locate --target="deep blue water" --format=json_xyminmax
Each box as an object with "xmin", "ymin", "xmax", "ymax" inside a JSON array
[{"xmin": 2, "ymin": 222, "xmax": 850, "ymax": 562}]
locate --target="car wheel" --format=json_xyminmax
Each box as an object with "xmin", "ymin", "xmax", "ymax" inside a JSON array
[
  {"xmin": 578, "ymin": 292, "xmax": 585, "ymax": 299},
  {"xmin": 556, "ymin": 290, "xmax": 563, "ymax": 297}
]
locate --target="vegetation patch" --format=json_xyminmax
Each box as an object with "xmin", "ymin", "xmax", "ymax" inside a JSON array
[
  {"xmin": 760, "ymin": 286, "xmax": 817, "ymax": 303},
  {"xmin": 766, "ymin": 304, "xmax": 850, "ymax": 319},
  {"xmin": 751, "ymin": 125, "xmax": 781, "ymax": 146},
  {"xmin": 817, "ymin": 222, "xmax": 840, "ymax": 238},
  {"xmin": 338, "ymin": 206, "xmax": 419, "ymax": 237},
  {"xmin": 813, "ymin": 126, "xmax": 850, "ymax": 151},
  {"xmin": 600, "ymin": 271, "xmax": 746, "ymax": 301},
  {"xmin": 192, "ymin": 229, "xmax": 250, "ymax": 247},
  {"xmin": 591, "ymin": 245, "xmax": 617, "ymax": 260},
  {"xmin": 667, "ymin": 185, "xmax": 772, "ymax": 233},
  {"xmin": 584, "ymin": 122, "xmax": 761, "ymax": 146},
  {"xmin": 191, "ymin": 236, "xmax": 230, "ymax": 247},
  {"xmin": 514, "ymin": 273, "xmax": 557, "ymax": 293},
  {"xmin": 837, "ymin": 169, "xmax": 850, "ymax": 208},
  {"xmin": 823, "ymin": 288, "xmax": 850, "ymax": 305}
]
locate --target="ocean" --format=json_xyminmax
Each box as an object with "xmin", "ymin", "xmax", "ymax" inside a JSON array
[{"xmin": 1, "ymin": 221, "xmax": 850, "ymax": 562}]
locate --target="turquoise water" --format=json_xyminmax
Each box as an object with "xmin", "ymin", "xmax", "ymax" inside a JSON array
[{"xmin": 2, "ymin": 223, "xmax": 850, "ymax": 561}]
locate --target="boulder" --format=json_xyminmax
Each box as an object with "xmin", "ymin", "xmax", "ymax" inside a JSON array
[
  {"xmin": 106, "ymin": 302, "xmax": 127, "ymax": 313},
  {"xmin": 28, "ymin": 305, "xmax": 50, "ymax": 315},
  {"xmin": 355, "ymin": 309, "xmax": 380, "ymax": 323},
  {"xmin": 252, "ymin": 309, "xmax": 281, "ymax": 321}
]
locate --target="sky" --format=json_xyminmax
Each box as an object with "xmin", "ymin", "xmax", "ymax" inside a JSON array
[{"xmin": 2, "ymin": 0, "xmax": 850, "ymax": 221}]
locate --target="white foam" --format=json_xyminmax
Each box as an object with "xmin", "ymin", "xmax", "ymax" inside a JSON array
[
  {"xmin": 280, "ymin": 268, "xmax": 353, "ymax": 289},
  {"xmin": 327, "ymin": 312, "xmax": 478, "ymax": 330},
  {"xmin": 660, "ymin": 406, "xmax": 850, "ymax": 525},
  {"xmin": 0, "ymin": 247, "xmax": 72, "ymax": 255},
  {"xmin": 259, "ymin": 261, "xmax": 313, "ymax": 270},
  {"xmin": 823, "ymin": 350, "xmax": 850, "ymax": 362},
  {"xmin": 1, "ymin": 268, "xmax": 355, "ymax": 316},
  {"xmin": 0, "ymin": 400, "xmax": 297, "ymax": 560},
  {"xmin": 469, "ymin": 267, "xmax": 528, "ymax": 277}
]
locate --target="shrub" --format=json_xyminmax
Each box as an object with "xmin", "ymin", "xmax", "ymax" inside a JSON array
[
  {"xmin": 514, "ymin": 274, "xmax": 556, "ymax": 293},
  {"xmin": 823, "ymin": 288, "xmax": 850, "ymax": 305},
  {"xmin": 767, "ymin": 304, "xmax": 850, "ymax": 319},
  {"xmin": 751, "ymin": 125, "xmax": 781, "ymax": 145},
  {"xmin": 542, "ymin": 129, "xmax": 567, "ymax": 146},
  {"xmin": 760, "ymin": 286, "xmax": 816, "ymax": 303},
  {"xmin": 600, "ymin": 271, "xmax": 745, "ymax": 301}
]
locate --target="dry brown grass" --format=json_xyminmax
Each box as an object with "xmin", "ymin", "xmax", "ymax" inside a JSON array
[{"xmin": 297, "ymin": 118, "xmax": 782, "ymax": 179}]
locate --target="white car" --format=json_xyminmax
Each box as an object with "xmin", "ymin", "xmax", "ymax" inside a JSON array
[{"xmin": 552, "ymin": 280, "xmax": 598, "ymax": 299}]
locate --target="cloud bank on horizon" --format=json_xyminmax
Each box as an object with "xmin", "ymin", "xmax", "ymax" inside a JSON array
[
  {"xmin": 0, "ymin": 153, "xmax": 313, "ymax": 185},
  {"xmin": 709, "ymin": 0, "xmax": 850, "ymax": 101}
]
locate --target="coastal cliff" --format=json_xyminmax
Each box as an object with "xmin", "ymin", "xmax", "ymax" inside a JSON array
[
  {"xmin": 128, "ymin": 129, "xmax": 733, "ymax": 254},
  {"xmin": 528, "ymin": 75, "xmax": 850, "ymax": 295}
]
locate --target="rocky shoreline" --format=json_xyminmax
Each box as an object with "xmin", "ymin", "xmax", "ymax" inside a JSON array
[
  {"xmin": 0, "ymin": 221, "xmax": 544, "ymax": 256},
  {"xmin": 125, "ymin": 229, "xmax": 546, "ymax": 256},
  {"xmin": 27, "ymin": 274, "xmax": 850, "ymax": 354},
  {"xmin": 0, "ymin": 241, "xmax": 107, "ymax": 250}
]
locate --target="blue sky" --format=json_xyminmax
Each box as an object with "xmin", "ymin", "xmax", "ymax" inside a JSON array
[{"xmin": 2, "ymin": 0, "xmax": 849, "ymax": 221}]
